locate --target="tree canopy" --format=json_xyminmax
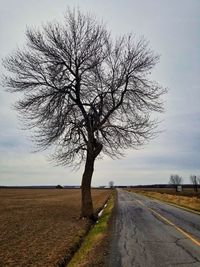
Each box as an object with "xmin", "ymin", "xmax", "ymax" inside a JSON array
[
  {"xmin": 3, "ymin": 9, "xmax": 166, "ymax": 218},
  {"xmin": 169, "ymin": 174, "xmax": 183, "ymax": 186}
]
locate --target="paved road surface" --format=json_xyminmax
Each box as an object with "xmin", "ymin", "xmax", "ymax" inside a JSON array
[{"xmin": 109, "ymin": 189, "xmax": 200, "ymax": 267}]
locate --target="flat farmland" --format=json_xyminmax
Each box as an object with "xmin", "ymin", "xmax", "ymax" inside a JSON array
[{"xmin": 0, "ymin": 189, "xmax": 110, "ymax": 267}]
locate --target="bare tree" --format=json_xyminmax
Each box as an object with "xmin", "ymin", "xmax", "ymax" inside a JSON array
[
  {"xmin": 3, "ymin": 9, "xmax": 166, "ymax": 219},
  {"xmin": 169, "ymin": 174, "xmax": 183, "ymax": 192},
  {"xmin": 190, "ymin": 175, "xmax": 198, "ymax": 192},
  {"xmin": 169, "ymin": 174, "xmax": 183, "ymax": 185},
  {"xmin": 109, "ymin": 181, "xmax": 114, "ymax": 188}
]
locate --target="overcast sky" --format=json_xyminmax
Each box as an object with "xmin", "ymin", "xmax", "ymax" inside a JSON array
[{"xmin": 0, "ymin": 0, "xmax": 200, "ymax": 186}]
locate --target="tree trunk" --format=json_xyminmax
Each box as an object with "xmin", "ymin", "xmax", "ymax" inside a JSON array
[
  {"xmin": 81, "ymin": 151, "xmax": 95, "ymax": 220},
  {"xmin": 195, "ymin": 184, "xmax": 198, "ymax": 192}
]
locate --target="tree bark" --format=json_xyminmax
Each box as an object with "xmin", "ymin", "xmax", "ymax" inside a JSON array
[{"xmin": 81, "ymin": 151, "xmax": 95, "ymax": 220}]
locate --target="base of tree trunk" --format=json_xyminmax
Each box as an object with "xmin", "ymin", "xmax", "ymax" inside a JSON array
[{"xmin": 80, "ymin": 213, "xmax": 98, "ymax": 222}]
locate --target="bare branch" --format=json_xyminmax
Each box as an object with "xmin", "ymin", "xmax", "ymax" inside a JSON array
[
  {"xmin": 3, "ymin": 9, "xmax": 166, "ymax": 167},
  {"xmin": 169, "ymin": 174, "xmax": 183, "ymax": 186}
]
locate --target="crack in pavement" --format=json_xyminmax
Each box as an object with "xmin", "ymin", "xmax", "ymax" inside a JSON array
[
  {"xmin": 175, "ymin": 238, "xmax": 200, "ymax": 263},
  {"xmin": 108, "ymin": 190, "xmax": 200, "ymax": 267},
  {"xmin": 171, "ymin": 261, "xmax": 198, "ymax": 266}
]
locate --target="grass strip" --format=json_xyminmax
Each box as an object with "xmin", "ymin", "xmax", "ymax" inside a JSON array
[{"xmin": 67, "ymin": 193, "xmax": 114, "ymax": 267}]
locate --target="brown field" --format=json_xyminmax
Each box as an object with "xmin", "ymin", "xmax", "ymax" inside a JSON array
[
  {"xmin": 128, "ymin": 188, "xmax": 200, "ymax": 212},
  {"xmin": 0, "ymin": 189, "xmax": 111, "ymax": 267}
]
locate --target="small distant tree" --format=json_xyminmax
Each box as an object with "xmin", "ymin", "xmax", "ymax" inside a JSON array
[
  {"xmin": 3, "ymin": 9, "xmax": 166, "ymax": 220},
  {"xmin": 169, "ymin": 174, "xmax": 183, "ymax": 192},
  {"xmin": 56, "ymin": 184, "xmax": 63, "ymax": 189},
  {"xmin": 109, "ymin": 181, "xmax": 114, "ymax": 188},
  {"xmin": 190, "ymin": 175, "xmax": 198, "ymax": 192}
]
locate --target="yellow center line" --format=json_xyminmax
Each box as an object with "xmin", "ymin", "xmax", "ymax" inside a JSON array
[
  {"xmin": 135, "ymin": 199, "xmax": 200, "ymax": 247},
  {"xmin": 135, "ymin": 199, "xmax": 145, "ymax": 206}
]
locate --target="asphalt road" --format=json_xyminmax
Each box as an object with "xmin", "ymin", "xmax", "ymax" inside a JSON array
[{"xmin": 108, "ymin": 189, "xmax": 200, "ymax": 267}]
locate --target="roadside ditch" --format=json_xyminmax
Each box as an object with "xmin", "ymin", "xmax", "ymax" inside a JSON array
[{"xmin": 57, "ymin": 191, "xmax": 115, "ymax": 267}]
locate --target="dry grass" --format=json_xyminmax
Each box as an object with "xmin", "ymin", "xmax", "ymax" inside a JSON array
[
  {"xmin": 130, "ymin": 187, "xmax": 200, "ymax": 198},
  {"xmin": 129, "ymin": 189, "xmax": 200, "ymax": 212},
  {"xmin": 0, "ymin": 189, "xmax": 110, "ymax": 267}
]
